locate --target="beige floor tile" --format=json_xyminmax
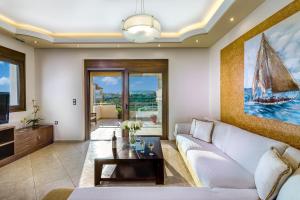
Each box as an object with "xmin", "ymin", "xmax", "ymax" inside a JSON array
[{"xmin": 0, "ymin": 140, "xmax": 195, "ymax": 200}]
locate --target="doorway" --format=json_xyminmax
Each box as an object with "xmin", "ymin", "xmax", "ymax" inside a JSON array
[
  {"xmin": 89, "ymin": 71, "xmax": 123, "ymax": 140},
  {"xmin": 84, "ymin": 59, "xmax": 168, "ymax": 140}
]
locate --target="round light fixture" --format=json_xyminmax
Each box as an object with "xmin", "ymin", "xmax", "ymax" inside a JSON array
[{"xmin": 122, "ymin": 0, "xmax": 161, "ymax": 43}]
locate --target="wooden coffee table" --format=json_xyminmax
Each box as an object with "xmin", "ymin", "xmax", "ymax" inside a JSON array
[{"xmin": 94, "ymin": 136, "xmax": 164, "ymax": 186}]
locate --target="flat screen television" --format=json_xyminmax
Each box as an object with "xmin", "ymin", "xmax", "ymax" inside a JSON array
[{"xmin": 0, "ymin": 92, "xmax": 9, "ymax": 124}]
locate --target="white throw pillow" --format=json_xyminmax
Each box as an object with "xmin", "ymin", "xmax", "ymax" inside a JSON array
[
  {"xmin": 282, "ymin": 147, "xmax": 300, "ymax": 170},
  {"xmin": 277, "ymin": 168, "xmax": 300, "ymax": 200},
  {"xmin": 189, "ymin": 118, "xmax": 197, "ymax": 135},
  {"xmin": 255, "ymin": 148, "xmax": 292, "ymax": 200},
  {"xmin": 192, "ymin": 120, "xmax": 214, "ymax": 143}
]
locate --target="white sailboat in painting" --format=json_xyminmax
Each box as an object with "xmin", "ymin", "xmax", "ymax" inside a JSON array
[{"xmin": 252, "ymin": 33, "xmax": 300, "ymax": 105}]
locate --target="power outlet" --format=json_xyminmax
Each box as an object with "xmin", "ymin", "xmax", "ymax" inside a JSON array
[
  {"xmin": 73, "ymin": 98, "xmax": 76, "ymax": 105},
  {"xmin": 54, "ymin": 121, "xmax": 58, "ymax": 125}
]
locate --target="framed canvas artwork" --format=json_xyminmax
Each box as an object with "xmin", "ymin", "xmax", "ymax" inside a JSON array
[{"xmin": 244, "ymin": 12, "xmax": 300, "ymax": 125}]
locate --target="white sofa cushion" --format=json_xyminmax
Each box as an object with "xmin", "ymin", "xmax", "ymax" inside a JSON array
[
  {"xmin": 277, "ymin": 168, "xmax": 300, "ymax": 200},
  {"xmin": 211, "ymin": 121, "xmax": 232, "ymax": 152},
  {"xmin": 282, "ymin": 147, "xmax": 300, "ymax": 170},
  {"xmin": 218, "ymin": 123, "xmax": 288, "ymax": 174},
  {"xmin": 174, "ymin": 123, "xmax": 191, "ymax": 136},
  {"xmin": 69, "ymin": 187, "xmax": 259, "ymax": 200},
  {"xmin": 255, "ymin": 148, "xmax": 292, "ymax": 200},
  {"xmin": 176, "ymin": 134, "xmax": 216, "ymax": 155},
  {"xmin": 192, "ymin": 120, "xmax": 214, "ymax": 142},
  {"xmin": 187, "ymin": 149, "xmax": 255, "ymax": 189}
]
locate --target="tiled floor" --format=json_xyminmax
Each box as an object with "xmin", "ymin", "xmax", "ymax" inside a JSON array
[{"xmin": 0, "ymin": 140, "xmax": 194, "ymax": 200}]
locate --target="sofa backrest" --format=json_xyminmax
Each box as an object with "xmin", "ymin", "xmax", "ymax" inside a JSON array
[{"xmin": 212, "ymin": 121, "xmax": 288, "ymax": 174}]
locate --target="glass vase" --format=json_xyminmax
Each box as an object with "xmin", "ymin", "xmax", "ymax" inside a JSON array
[{"xmin": 129, "ymin": 130, "xmax": 136, "ymax": 148}]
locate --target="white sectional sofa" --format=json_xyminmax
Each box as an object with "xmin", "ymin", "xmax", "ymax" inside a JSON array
[
  {"xmin": 174, "ymin": 120, "xmax": 300, "ymax": 199},
  {"xmin": 67, "ymin": 120, "xmax": 300, "ymax": 200}
]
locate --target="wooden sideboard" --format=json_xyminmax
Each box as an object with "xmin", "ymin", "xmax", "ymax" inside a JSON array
[{"xmin": 0, "ymin": 125, "xmax": 53, "ymax": 167}]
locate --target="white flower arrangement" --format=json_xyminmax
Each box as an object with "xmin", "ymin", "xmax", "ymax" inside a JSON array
[
  {"xmin": 121, "ymin": 120, "xmax": 143, "ymax": 132},
  {"xmin": 121, "ymin": 120, "xmax": 143, "ymax": 145}
]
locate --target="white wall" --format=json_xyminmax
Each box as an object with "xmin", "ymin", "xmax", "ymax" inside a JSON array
[
  {"xmin": 208, "ymin": 0, "xmax": 293, "ymax": 119},
  {"xmin": 0, "ymin": 34, "xmax": 37, "ymax": 128},
  {"xmin": 36, "ymin": 48, "xmax": 210, "ymax": 140}
]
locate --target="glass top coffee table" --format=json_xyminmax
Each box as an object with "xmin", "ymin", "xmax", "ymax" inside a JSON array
[{"xmin": 94, "ymin": 136, "xmax": 164, "ymax": 186}]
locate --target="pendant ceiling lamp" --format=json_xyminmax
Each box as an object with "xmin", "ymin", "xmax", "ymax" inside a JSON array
[{"xmin": 122, "ymin": 0, "xmax": 161, "ymax": 43}]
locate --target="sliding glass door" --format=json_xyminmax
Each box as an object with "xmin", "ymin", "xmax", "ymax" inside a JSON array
[
  {"xmin": 89, "ymin": 71, "xmax": 123, "ymax": 140},
  {"xmin": 129, "ymin": 73, "xmax": 163, "ymax": 137},
  {"xmin": 85, "ymin": 59, "xmax": 168, "ymax": 140}
]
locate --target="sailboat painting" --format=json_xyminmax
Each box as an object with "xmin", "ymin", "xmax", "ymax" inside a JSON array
[{"xmin": 244, "ymin": 12, "xmax": 300, "ymax": 126}]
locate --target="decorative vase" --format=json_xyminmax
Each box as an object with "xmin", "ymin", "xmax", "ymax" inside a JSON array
[
  {"xmin": 129, "ymin": 130, "xmax": 136, "ymax": 148},
  {"xmin": 31, "ymin": 119, "xmax": 40, "ymax": 129}
]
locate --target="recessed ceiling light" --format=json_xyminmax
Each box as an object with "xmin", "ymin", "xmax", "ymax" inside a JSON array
[
  {"xmin": 34, "ymin": 40, "xmax": 38, "ymax": 44},
  {"xmin": 230, "ymin": 17, "xmax": 234, "ymax": 22}
]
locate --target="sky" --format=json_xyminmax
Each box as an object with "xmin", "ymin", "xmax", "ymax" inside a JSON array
[
  {"xmin": 244, "ymin": 12, "xmax": 300, "ymax": 88},
  {"xmin": 93, "ymin": 75, "xmax": 159, "ymax": 94},
  {"xmin": 0, "ymin": 61, "xmax": 10, "ymax": 92}
]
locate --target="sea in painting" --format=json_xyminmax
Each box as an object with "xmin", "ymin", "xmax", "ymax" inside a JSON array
[{"xmin": 244, "ymin": 12, "xmax": 300, "ymax": 126}]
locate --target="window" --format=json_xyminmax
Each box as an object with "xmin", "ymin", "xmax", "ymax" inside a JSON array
[{"xmin": 0, "ymin": 46, "xmax": 25, "ymax": 112}]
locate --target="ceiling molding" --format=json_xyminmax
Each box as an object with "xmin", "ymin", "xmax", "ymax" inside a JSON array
[{"xmin": 0, "ymin": 0, "xmax": 235, "ymax": 43}]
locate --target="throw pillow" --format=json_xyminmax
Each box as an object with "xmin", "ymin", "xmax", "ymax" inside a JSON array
[
  {"xmin": 282, "ymin": 147, "xmax": 300, "ymax": 170},
  {"xmin": 277, "ymin": 168, "xmax": 300, "ymax": 200},
  {"xmin": 189, "ymin": 118, "xmax": 197, "ymax": 135},
  {"xmin": 192, "ymin": 119, "xmax": 214, "ymax": 143},
  {"xmin": 255, "ymin": 148, "xmax": 292, "ymax": 200}
]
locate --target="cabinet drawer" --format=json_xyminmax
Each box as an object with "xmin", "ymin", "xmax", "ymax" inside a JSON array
[
  {"xmin": 15, "ymin": 143, "xmax": 33, "ymax": 155},
  {"xmin": 15, "ymin": 131, "xmax": 37, "ymax": 154},
  {"xmin": 36, "ymin": 127, "xmax": 53, "ymax": 146},
  {"xmin": 15, "ymin": 130, "xmax": 36, "ymax": 140}
]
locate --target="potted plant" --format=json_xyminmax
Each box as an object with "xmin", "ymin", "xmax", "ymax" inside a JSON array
[
  {"xmin": 121, "ymin": 120, "xmax": 143, "ymax": 147},
  {"xmin": 116, "ymin": 107, "xmax": 122, "ymax": 119},
  {"xmin": 26, "ymin": 100, "xmax": 42, "ymax": 128},
  {"xmin": 150, "ymin": 114, "xmax": 157, "ymax": 124}
]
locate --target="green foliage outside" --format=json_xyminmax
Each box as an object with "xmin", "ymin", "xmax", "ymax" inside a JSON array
[{"xmin": 96, "ymin": 92, "xmax": 158, "ymax": 112}]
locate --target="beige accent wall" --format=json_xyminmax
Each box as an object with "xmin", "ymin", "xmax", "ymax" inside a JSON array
[{"xmin": 220, "ymin": 0, "xmax": 300, "ymax": 148}]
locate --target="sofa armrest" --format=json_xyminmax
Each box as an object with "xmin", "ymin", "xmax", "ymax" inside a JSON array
[{"xmin": 174, "ymin": 123, "xmax": 191, "ymax": 137}]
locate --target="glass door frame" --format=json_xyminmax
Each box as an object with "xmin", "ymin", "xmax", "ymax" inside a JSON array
[{"xmin": 84, "ymin": 59, "xmax": 168, "ymax": 140}]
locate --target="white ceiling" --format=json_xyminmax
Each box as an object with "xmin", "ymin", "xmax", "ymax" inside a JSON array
[
  {"xmin": 0, "ymin": 0, "xmax": 236, "ymax": 43},
  {"xmin": 0, "ymin": 0, "xmax": 266, "ymax": 47},
  {"xmin": 0, "ymin": 0, "xmax": 220, "ymax": 33}
]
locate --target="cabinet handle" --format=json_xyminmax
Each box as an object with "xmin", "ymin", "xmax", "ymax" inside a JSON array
[{"xmin": 37, "ymin": 135, "xmax": 41, "ymax": 140}]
